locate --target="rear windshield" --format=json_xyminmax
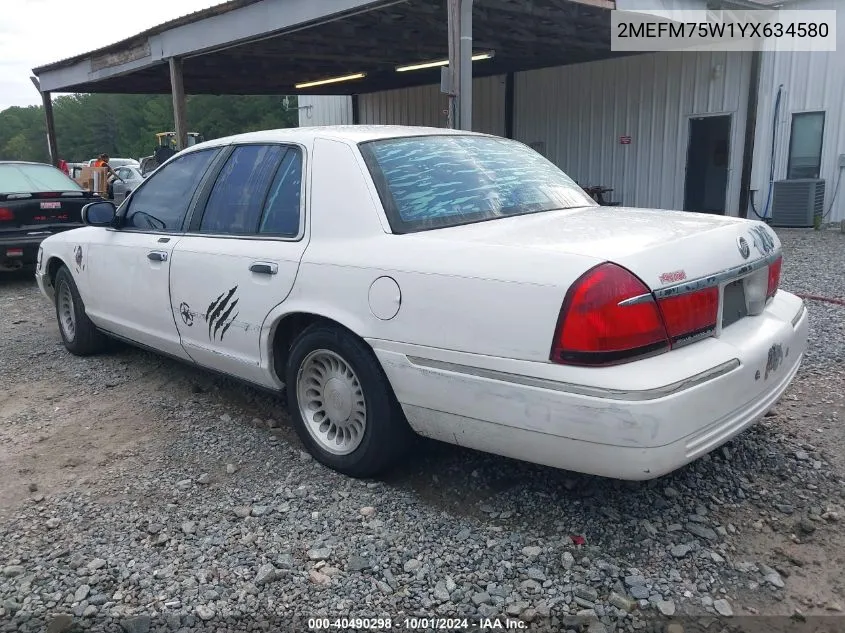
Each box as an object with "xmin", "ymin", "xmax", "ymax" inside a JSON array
[
  {"xmin": 359, "ymin": 135, "xmax": 595, "ymax": 233},
  {"xmin": 0, "ymin": 163, "xmax": 82, "ymax": 194}
]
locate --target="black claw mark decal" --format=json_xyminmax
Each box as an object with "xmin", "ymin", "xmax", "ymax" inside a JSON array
[
  {"xmin": 179, "ymin": 302, "xmax": 194, "ymax": 326},
  {"xmin": 206, "ymin": 286, "xmax": 239, "ymax": 341}
]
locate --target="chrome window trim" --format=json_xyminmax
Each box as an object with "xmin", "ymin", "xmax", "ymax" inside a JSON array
[{"xmin": 406, "ymin": 355, "xmax": 741, "ymax": 402}]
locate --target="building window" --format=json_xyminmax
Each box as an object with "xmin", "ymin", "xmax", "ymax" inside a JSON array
[{"xmin": 787, "ymin": 111, "xmax": 825, "ymax": 179}]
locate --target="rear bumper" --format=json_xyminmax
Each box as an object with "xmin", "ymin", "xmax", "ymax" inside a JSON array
[
  {"xmin": 371, "ymin": 291, "xmax": 808, "ymax": 480},
  {"xmin": 0, "ymin": 234, "xmax": 48, "ymax": 266},
  {"xmin": 0, "ymin": 227, "xmax": 81, "ymax": 267}
]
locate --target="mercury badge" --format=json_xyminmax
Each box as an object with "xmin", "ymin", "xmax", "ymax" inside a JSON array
[{"xmin": 737, "ymin": 236, "xmax": 750, "ymax": 260}]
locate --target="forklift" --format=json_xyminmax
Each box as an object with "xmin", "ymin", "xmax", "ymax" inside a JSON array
[{"xmin": 139, "ymin": 131, "xmax": 204, "ymax": 175}]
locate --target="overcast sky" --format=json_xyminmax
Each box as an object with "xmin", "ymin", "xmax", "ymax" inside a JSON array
[{"xmin": 1, "ymin": 0, "xmax": 227, "ymax": 111}]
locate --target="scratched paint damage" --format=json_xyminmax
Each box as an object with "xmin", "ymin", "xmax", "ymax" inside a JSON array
[
  {"xmin": 764, "ymin": 343, "xmax": 784, "ymax": 380},
  {"xmin": 476, "ymin": 387, "xmax": 655, "ymax": 447},
  {"xmin": 73, "ymin": 245, "xmax": 84, "ymax": 273}
]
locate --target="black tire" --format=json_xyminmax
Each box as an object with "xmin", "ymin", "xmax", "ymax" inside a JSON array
[
  {"xmin": 286, "ymin": 323, "xmax": 413, "ymax": 478},
  {"xmin": 54, "ymin": 265, "xmax": 108, "ymax": 356}
]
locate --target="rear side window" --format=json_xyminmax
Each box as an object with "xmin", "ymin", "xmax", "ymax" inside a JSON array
[
  {"xmin": 359, "ymin": 135, "xmax": 595, "ymax": 233},
  {"xmin": 200, "ymin": 145, "xmax": 286, "ymax": 234},
  {"xmin": 123, "ymin": 149, "xmax": 218, "ymax": 231},
  {"xmin": 0, "ymin": 163, "xmax": 82, "ymax": 193},
  {"xmin": 259, "ymin": 149, "xmax": 303, "ymax": 237}
]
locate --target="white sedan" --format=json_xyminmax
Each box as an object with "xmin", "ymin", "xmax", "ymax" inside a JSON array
[{"xmin": 34, "ymin": 126, "xmax": 808, "ymax": 480}]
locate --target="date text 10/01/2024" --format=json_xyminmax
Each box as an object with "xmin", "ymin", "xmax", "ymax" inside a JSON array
[{"xmin": 308, "ymin": 617, "xmax": 528, "ymax": 630}]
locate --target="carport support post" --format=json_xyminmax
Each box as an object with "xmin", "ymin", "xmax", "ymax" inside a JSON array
[
  {"xmin": 41, "ymin": 91, "xmax": 59, "ymax": 167},
  {"xmin": 169, "ymin": 57, "xmax": 188, "ymax": 151},
  {"xmin": 447, "ymin": 0, "xmax": 473, "ymax": 130},
  {"xmin": 459, "ymin": 0, "xmax": 473, "ymax": 131},
  {"xmin": 31, "ymin": 76, "xmax": 58, "ymax": 167},
  {"xmin": 447, "ymin": 0, "xmax": 461, "ymax": 129}
]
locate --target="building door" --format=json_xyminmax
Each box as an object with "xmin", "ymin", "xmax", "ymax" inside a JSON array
[{"xmin": 684, "ymin": 115, "xmax": 731, "ymax": 214}]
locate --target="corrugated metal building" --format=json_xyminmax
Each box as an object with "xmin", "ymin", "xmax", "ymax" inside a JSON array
[{"xmin": 300, "ymin": 0, "xmax": 845, "ymax": 223}]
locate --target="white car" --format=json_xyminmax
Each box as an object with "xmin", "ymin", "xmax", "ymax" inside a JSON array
[
  {"xmin": 110, "ymin": 165, "xmax": 146, "ymax": 201},
  {"xmin": 34, "ymin": 126, "xmax": 808, "ymax": 480}
]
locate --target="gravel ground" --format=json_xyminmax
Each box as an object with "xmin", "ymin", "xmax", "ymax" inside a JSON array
[{"xmin": 1, "ymin": 228, "xmax": 844, "ymax": 633}]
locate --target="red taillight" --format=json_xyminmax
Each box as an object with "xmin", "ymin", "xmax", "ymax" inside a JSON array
[
  {"xmin": 551, "ymin": 263, "xmax": 670, "ymax": 366},
  {"xmin": 656, "ymin": 287, "xmax": 719, "ymax": 345},
  {"xmin": 767, "ymin": 255, "xmax": 782, "ymax": 300},
  {"xmin": 0, "ymin": 208, "xmax": 13, "ymax": 221}
]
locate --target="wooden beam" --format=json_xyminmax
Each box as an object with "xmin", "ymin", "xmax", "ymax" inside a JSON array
[
  {"xmin": 169, "ymin": 57, "xmax": 188, "ymax": 151},
  {"xmin": 31, "ymin": 76, "xmax": 59, "ymax": 166},
  {"xmin": 565, "ymin": 0, "xmax": 615, "ymax": 9},
  {"xmin": 42, "ymin": 91, "xmax": 59, "ymax": 167}
]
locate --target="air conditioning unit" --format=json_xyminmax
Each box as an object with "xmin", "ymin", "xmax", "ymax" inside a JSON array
[{"xmin": 770, "ymin": 179, "xmax": 825, "ymax": 228}]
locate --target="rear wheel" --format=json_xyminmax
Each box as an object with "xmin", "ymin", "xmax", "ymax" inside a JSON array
[
  {"xmin": 286, "ymin": 324, "xmax": 413, "ymax": 478},
  {"xmin": 54, "ymin": 265, "xmax": 107, "ymax": 356}
]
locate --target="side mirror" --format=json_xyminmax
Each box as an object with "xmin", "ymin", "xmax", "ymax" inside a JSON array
[{"xmin": 82, "ymin": 201, "xmax": 117, "ymax": 227}]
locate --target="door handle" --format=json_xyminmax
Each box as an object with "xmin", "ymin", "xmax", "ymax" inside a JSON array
[
  {"xmin": 147, "ymin": 251, "xmax": 168, "ymax": 262},
  {"xmin": 249, "ymin": 262, "xmax": 278, "ymax": 275}
]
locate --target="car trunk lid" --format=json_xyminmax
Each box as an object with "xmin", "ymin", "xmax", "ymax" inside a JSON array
[
  {"xmin": 0, "ymin": 190, "xmax": 95, "ymax": 236},
  {"xmin": 425, "ymin": 205, "xmax": 780, "ymax": 291},
  {"xmin": 421, "ymin": 206, "xmax": 782, "ymax": 352}
]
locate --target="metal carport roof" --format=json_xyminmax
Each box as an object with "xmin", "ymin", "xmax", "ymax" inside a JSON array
[{"xmin": 32, "ymin": 0, "xmax": 619, "ymax": 96}]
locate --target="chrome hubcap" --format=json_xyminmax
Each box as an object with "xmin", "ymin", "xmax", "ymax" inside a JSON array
[
  {"xmin": 296, "ymin": 349, "xmax": 366, "ymax": 455},
  {"xmin": 57, "ymin": 281, "xmax": 76, "ymax": 342}
]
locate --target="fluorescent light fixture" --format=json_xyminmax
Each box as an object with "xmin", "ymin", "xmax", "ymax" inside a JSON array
[
  {"xmin": 396, "ymin": 51, "xmax": 495, "ymax": 73},
  {"xmin": 295, "ymin": 72, "xmax": 366, "ymax": 89}
]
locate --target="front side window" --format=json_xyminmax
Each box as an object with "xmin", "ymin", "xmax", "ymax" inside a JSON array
[
  {"xmin": 199, "ymin": 144, "xmax": 287, "ymax": 235},
  {"xmin": 787, "ymin": 112, "xmax": 825, "ymax": 179},
  {"xmin": 359, "ymin": 135, "xmax": 596, "ymax": 233},
  {"xmin": 122, "ymin": 149, "xmax": 218, "ymax": 231}
]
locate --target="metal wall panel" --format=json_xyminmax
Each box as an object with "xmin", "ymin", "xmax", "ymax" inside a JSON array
[
  {"xmin": 298, "ymin": 95, "xmax": 353, "ymax": 127},
  {"xmin": 358, "ymin": 75, "xmax": 507, "ymax": 136},
  {"xmin": 513, "ymin": 51, "xmax": 753, "ymax": 216},
  {"xmin": 751, "ymin": 0, "xmax": 845, "ymax": 223}
]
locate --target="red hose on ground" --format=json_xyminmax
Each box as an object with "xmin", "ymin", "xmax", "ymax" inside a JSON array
[{"xmin": 795, "ymin": 293, "xmax": 845, "ymax": 306}]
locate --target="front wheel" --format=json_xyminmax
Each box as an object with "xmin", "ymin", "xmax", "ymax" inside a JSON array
[
  {"xmin": 286, "ymin": 324, "xmax": 413, "ymax": 478},
  {"xmin": 54, "ymin": 265, "xmax": 107, "ymax": 356}
]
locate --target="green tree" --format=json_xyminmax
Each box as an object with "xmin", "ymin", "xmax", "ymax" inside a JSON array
[{"xmin": 0, "ymin": 94, "xmax": 300, "ymax": 163}]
